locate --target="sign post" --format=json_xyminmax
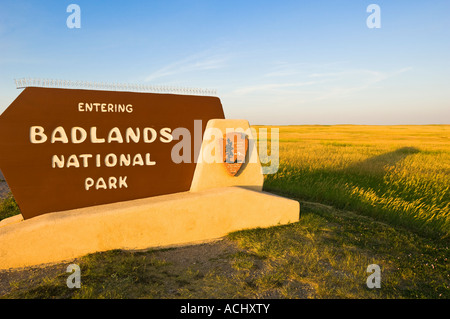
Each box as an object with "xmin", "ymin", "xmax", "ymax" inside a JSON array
[{"xmin": 0, "ymin": 86, "xmax": 299, "ymax": 270}]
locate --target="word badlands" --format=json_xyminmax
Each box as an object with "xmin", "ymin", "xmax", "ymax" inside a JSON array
[{"xmin": 30, "ymin": 126, "xmax": 173, "ymax": 144}]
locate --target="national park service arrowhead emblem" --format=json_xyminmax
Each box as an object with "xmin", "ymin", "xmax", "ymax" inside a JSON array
[{"xmin": 220, "ymin": 132, "xmax": 249, "ymax": 176}]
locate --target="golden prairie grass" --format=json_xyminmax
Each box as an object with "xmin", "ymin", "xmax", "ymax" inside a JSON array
[{"xmin": 256, "ymin": 125, "xmax": 450, "ymax": 238}]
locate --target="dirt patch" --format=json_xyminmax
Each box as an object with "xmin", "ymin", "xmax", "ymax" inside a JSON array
[
  {"xmin": 0, "ymin": 262, "xmax": 69, "ymax": 296},
  {"xmin": 0, "ymin": 238, "xmax": 241, "ymax": 297},
  {"xmin": 151, "ymin": 239, "xmax": 240, "ymax": 274},
  {"xmin": 0, "ymin": 183, "xmax": 10, "ymax": 199},
  {"xmin": 0, "ymin": 174, "xmax": 10, "ymax": 199},
  {"xmin": 0, "ymin": 169, "xmax": 11, "ymax": 199}
]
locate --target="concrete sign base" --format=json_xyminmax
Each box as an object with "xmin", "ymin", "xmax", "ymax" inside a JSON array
[
  {"xmin": 0, "ymin": 119, "xmax": 299, "ymax": 270},
  {"xmin": 0, "ymin": 187, "xmax": 299, "ymax": 269}
]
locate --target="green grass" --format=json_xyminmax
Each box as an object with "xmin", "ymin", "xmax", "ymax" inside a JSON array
[
  {"xmin": 228, "ymin": 201, "xmax": 449, "ymax": 299},
  {"xmin": 1, "ymin": 202, "xmax": 448, "ymax": 299},
  {"xmin": 0, "ymin": 193, "xmax": 21, "ymax": 221},
  {"xmin": 0, "ymin": 125, "xmax": 449, "ymax": 299}
]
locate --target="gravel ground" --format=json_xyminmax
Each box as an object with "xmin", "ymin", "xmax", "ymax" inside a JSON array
[{"xmin": 0, "ymin": 170, "xmax": 10, "ymax": 199}]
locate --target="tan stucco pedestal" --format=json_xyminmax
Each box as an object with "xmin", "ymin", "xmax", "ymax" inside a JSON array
[{"xmin": 0, "ymin": 187, "xmax": 299, "ymax": 269}]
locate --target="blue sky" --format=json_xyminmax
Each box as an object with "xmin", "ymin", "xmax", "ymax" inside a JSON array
[{"xmin": 0, "ymin": 0, "xmax": 449, "ymax": 124}]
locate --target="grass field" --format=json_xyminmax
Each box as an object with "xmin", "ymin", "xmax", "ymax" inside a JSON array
[
  {"xmin": 0, "ymin": 125, "xmax": 449, "ymax": 299},
  {"xmin": 260, "ymin": 125, "xmax": 450, "ymax": 239}
]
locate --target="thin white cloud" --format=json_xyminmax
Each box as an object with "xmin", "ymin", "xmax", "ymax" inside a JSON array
[
  {"xmin": 263, "ymin": 61, "xmax": 350, "ymax": 78},
  {"xmin": 263, "ymin": 69, "xmax": 301, "ymax": 78},
  {"xmin": 228, "ymin": 65, "xmax": 413, "ymax": 106},
  {"xmin": 312, "ymin": 66, "xmax": 413, "ymax": 101},
  {"xmin": 233, "ymin": 81, "xmax": 319, "ymax": 95},
  {"xmin": 308, "ymin": 72, "xmax": 344, "ymax": 78},
  {"xmin": 144, "ymin": 51, "xmax": 229, "ymax": 82}
]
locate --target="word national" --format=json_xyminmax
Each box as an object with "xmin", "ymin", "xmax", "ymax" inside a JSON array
[{"xmin": 52, "ymin": 153, "xmax": 156, "ymax": 169}]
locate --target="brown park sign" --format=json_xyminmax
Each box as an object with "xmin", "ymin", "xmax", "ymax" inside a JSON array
[{"xmin": 0, "ymin": 87, "xmax": 224, "ymax": 219}]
